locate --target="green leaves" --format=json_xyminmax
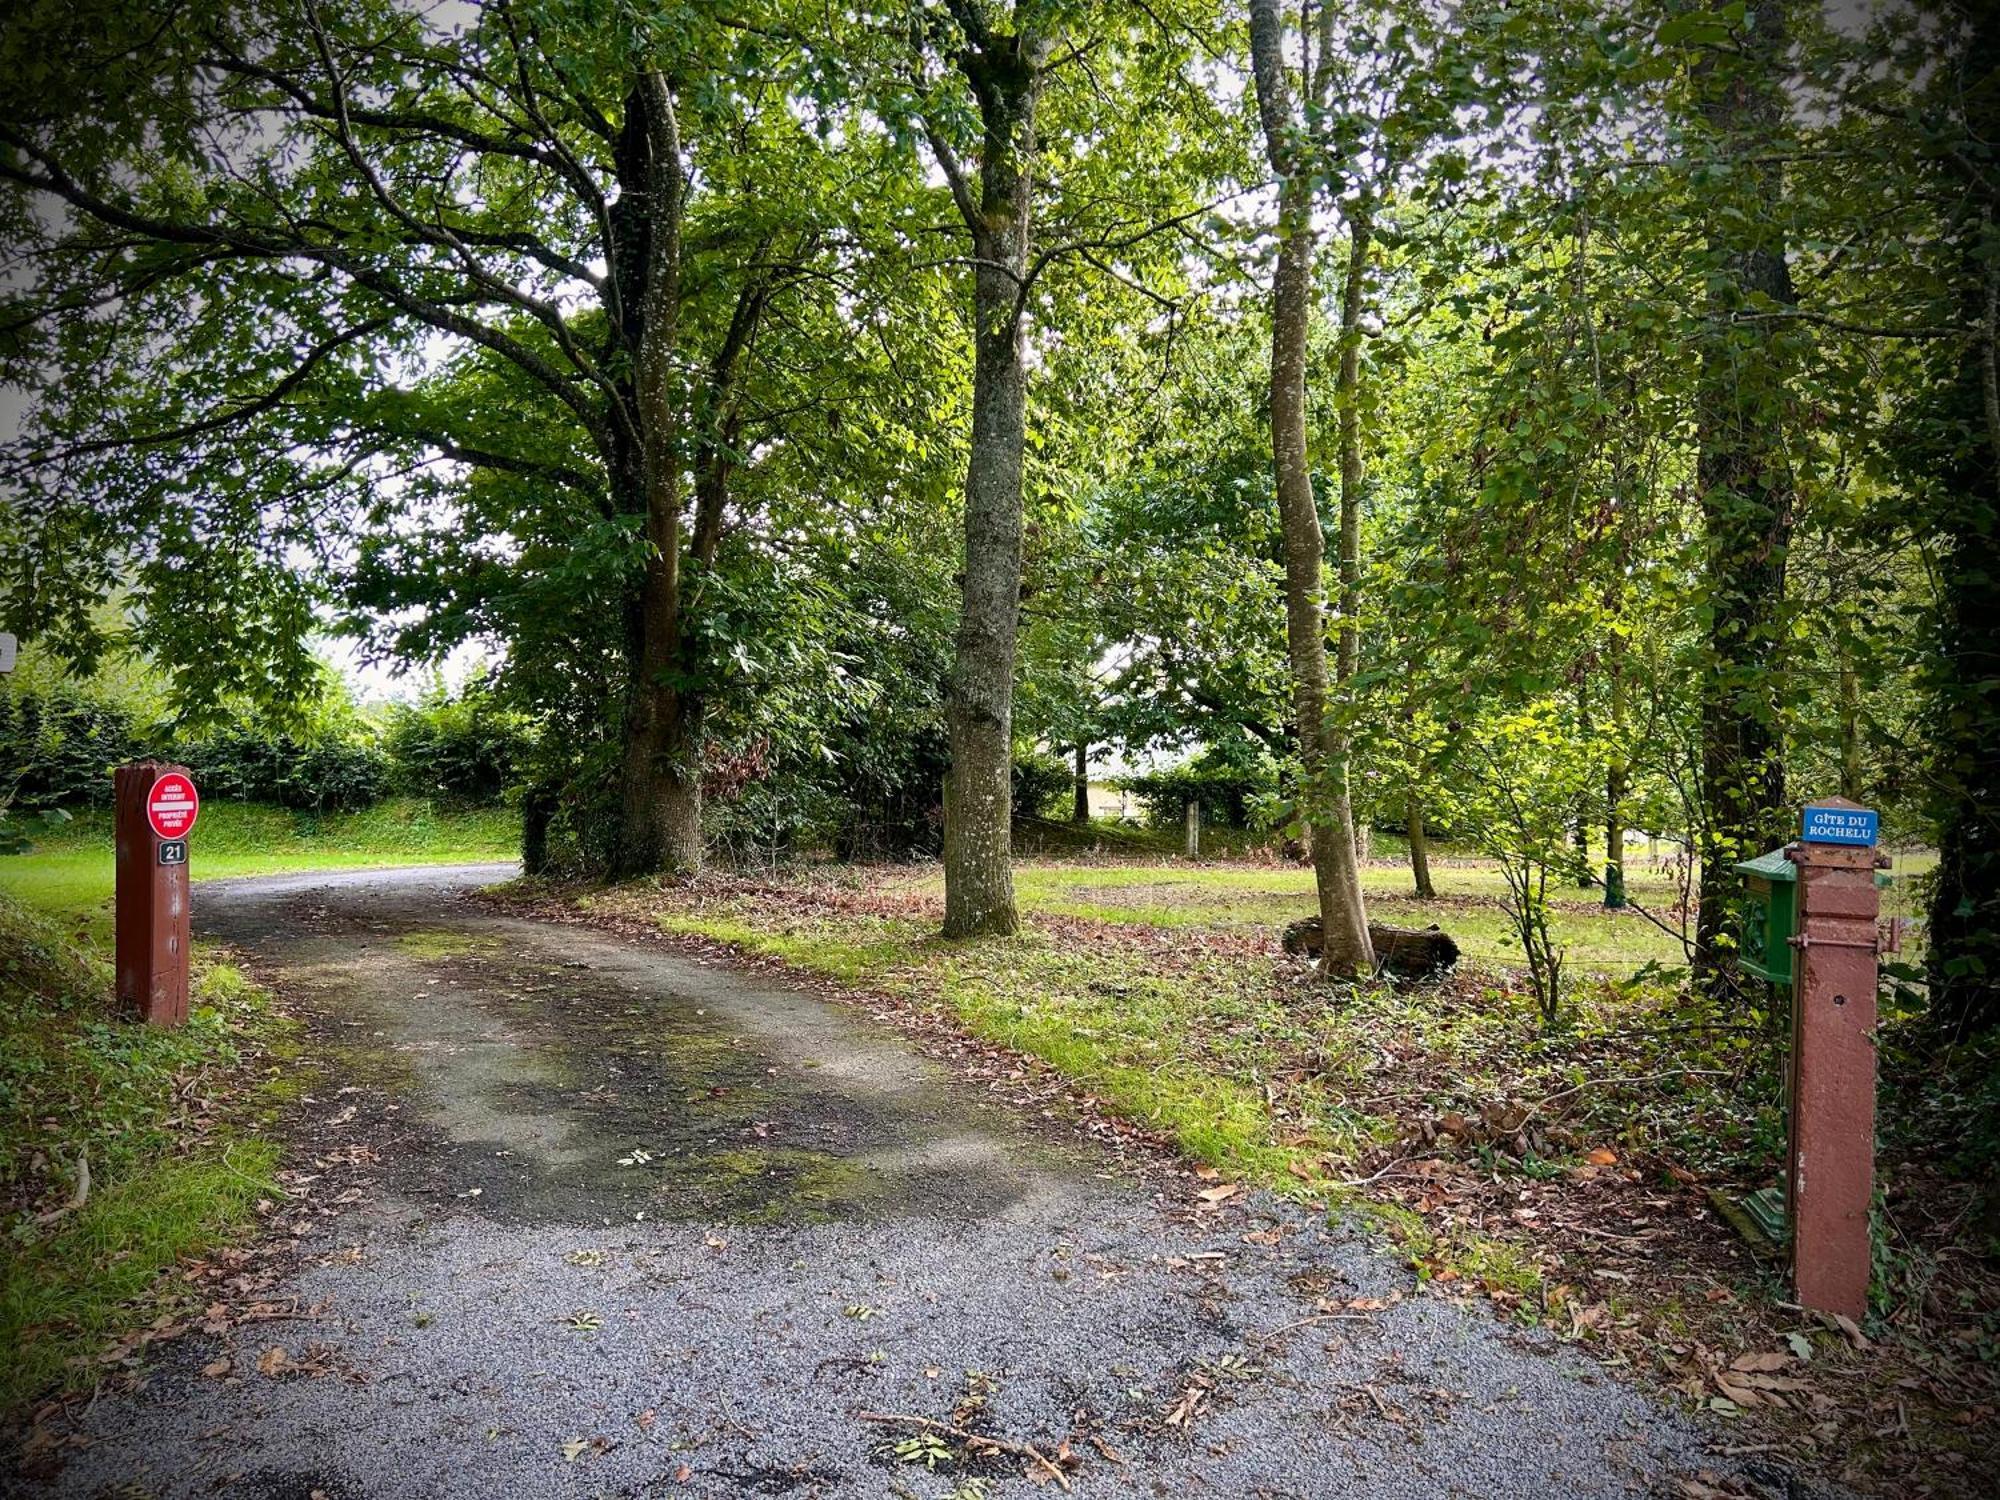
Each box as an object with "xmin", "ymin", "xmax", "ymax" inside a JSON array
[{"xmin": 1655, "ymin": 6, "xmax": 1746, "ymax": 51}]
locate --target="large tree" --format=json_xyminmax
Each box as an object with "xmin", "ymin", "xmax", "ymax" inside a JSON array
[
  {"xmin": 0, "ymin": 0, "xmax": 855, "ymax": 876},
  {"xmin": 914, "ymin": 1, "xmax": 1051, "ymax": 937},
  {"xmin": 1896, "ymin": 0, "xmax": 2000, "ymax": 1037},
  {"xmin": 1244, "ymin": 0, "xmax": 1374, "ymax": 976},
  {"xmin": 898, "ymin": 0, "xmax": 1222, "ymax": 937},
  {"xmin": 1685, "ymin": 1, "xmax": 1803, "ymax": 986}
]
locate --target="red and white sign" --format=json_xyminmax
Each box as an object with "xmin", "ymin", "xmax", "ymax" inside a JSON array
[{"xmin": 146, "ymin": 772, "xmax": 200, "ymax": 840}]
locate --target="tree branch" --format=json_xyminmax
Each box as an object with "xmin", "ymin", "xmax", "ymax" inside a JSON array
[
  {"xmin": 201, "ymin": 45, "xmax": 598, "ymax": 200},
  {"xmin": 21, "ymin": 317, "xmax": 394, "ymax": 463},
  {"xmin": 1735, "ymin": 308, "xmax": 1966, "ymax": 340},
  {"xmin": 918, "ymin": 110, "xmax": 983, "ymax": 234},
  {"xmin": 298, "ymin": 0, "xmax": 620, "ymax": 407}
]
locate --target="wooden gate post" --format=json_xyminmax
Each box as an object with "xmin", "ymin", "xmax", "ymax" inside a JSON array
[
  {"xmin": 1785, "ymin": 798, "xmax": 1885, "ymax": 1321},
  {"xmin": 114, "ymin": 761, "xmax": 197, "ymax": 1027}
]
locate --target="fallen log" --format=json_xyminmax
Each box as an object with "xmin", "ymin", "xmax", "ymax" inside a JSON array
[{"xmin": 1281, "ymin": 918, "xmax": 1459, "ymax": 981}]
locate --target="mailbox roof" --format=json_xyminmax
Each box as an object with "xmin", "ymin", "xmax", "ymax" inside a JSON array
[{"xmin": 1734, "ymin": 847, "xmax": 1797, "ymax": 882}]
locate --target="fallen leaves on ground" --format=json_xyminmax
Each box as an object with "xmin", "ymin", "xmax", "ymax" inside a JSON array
[{"xmin": 559, "ymin": 1433, "xmax": 615, "ymax": 1463}]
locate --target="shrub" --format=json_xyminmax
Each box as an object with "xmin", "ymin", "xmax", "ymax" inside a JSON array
[
  {"xmin": 384, "ymin": 677, "xmax": 533, "ymax": 806},
  {"xmin": 1, "ymin": 672, "xmax": 391, "ymax": 815},
  {"xmin": 177, "ymin": 727, "xmax": 389, "ymax": 813},
  {"xmin": 1118, "ymin": 745, "xmax": 1280, "ymax": 830},
  {"xmin": 1012, "ymin": 750, "xmax": 1075, "ymax": 821},
  {"xmin": 518, "ymin": 742, "xmax": 622, "ymax": 878},
  {"xmin": 698, "ymin": 725, "xmax": 954, "ymax": 866},
  {"xmin": 0, "ymin": 688, "xmax": 142, "ymax": 808}
]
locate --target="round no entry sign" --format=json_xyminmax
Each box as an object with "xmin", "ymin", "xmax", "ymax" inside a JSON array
[{"xmin": 147, "ymin": 772, "xmax": 200, "ymax": 840}]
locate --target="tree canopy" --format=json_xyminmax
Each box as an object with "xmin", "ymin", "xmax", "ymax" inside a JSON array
[{"xmin": 2, "ymin": 0, "xmax": 1994, "ymax": 1030}]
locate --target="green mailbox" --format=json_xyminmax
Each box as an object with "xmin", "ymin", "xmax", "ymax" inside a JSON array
[{"xmin": 1734, "ymin": 846, "xmax": 1797, "ymax": 985}]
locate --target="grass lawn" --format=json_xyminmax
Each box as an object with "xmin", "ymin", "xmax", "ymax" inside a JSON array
[
  {"xmin": 1012, "ymin": 846, "xmax": 1933, "ymax": 977},
  {"xmin": 0, "ymin": 797, "xmax": 517, "ymax": 1419},
  {"xmin": 1014, "ymin": 858, "xmax": 1695, "ymax": 973}
]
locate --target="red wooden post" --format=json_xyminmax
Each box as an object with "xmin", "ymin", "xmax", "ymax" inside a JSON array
[
  {"xmin": 114, "ymin": 761, "xmax": 196, "ymax": 1027},
  {"xmin": 1784, "ymin": 808, "xmax": 1884, "ymax": 1321}
]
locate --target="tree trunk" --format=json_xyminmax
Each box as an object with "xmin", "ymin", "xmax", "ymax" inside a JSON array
[
  {"xmin": 1072, "ymin": 742, "xmax": 1090, "ymax": 823},
  {"xmin": 934, "ymin": 28, "xmax": 1045, "ymax": 939},
  {"xmin": 1837, "ymin": 644, "xmax": 1864, "ymax": 802},
  {"xmin": 616, "ymin": 704, "xmax": 703, "ymax": 876},
  {"xmin": 1407, "ymin": 795, "xmax": 1436, "ymax": 900},
  {"xmin": 1285, "ymin": 917, "xmax": 1459, "ymax": 981},
  {"xmin": 1334, "ymin": 203, "xmax": 1370, "ymax": 694},
  {"xmin": 1248, "ymin": 0, "xmax": 1373, "ymax": 979},
  {"xmin": 942, "ymin": 283, "xmax": 1027, "ymax": 932},
  {"xmin": 1929, "ymin": 470, "xmax": 2000, "ymax": 1036},
  {"xmin": 1574, "ymin": 678, "xmax": 1596, "ymax": 886},
  {"xmin": 522, "ymin": 785, "xmax": 555, "ymax": 877},
  {"xmin": 1603, "ymin": 759, "xmax": 1628, "ymax": 909},
  {"xmin": 1925, "ymin": 8, "xmax": 2000, "ymax": 1039},
  {"xmin": 609, "ymin": 72, "xmax": 702, "ymax": 879},
  {"xmin": 1604, "ymin": 634, "xmax": 1628, "ymax": 908},
  {"xmin": 1334, "ymin": 200, "xmax": 1376, "ymax": 887},
  {"xmin": 1691, "ymin": 5, "xmax": 1797, "ymax": 990}
]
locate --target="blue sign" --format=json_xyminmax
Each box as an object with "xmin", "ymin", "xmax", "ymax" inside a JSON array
[{"xmin": 1801, "ymin": 804, "xmax": 1878, "ymax": 847}]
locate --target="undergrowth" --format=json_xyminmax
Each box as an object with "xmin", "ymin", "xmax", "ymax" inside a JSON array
[{"xmin": 0, "ymin": 892, "xmax": 293, "ymax": 1416}]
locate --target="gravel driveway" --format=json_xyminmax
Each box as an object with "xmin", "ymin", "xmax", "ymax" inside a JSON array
[{"xmin": 24, "ymin": 865, "xmax": 1797, "ymax": 1500}]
